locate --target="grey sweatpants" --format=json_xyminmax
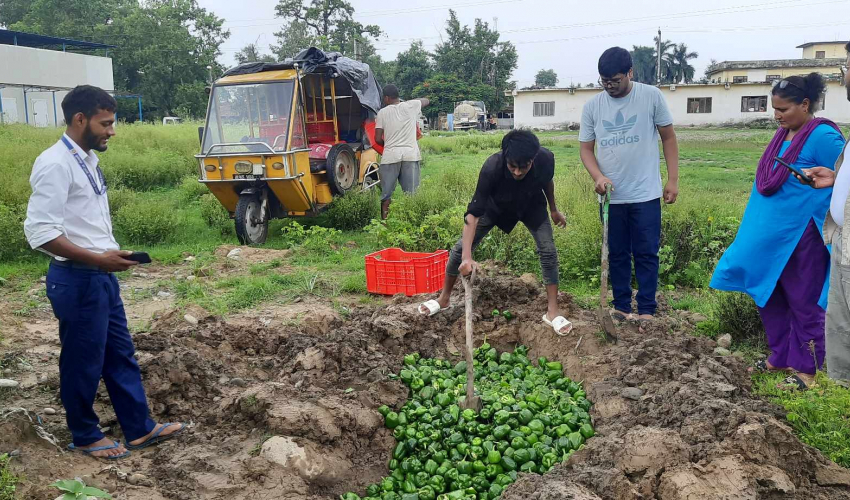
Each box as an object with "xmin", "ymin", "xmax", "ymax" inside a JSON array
[
  {"xmin": 380, "ymin": 161, "xmax": 420, "ymax": 201},
  {"xmin": 446, "ymin": 214, "xmax": 560, "ymax": 285},
  {"xmin": 827, "ymin": 233, "xmax": 850, "ymax": 384}
]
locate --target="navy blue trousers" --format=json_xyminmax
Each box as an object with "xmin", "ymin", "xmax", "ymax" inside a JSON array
[
  {"xmin": 46, "ymin": 263, "xmax": 155, "ymax": 447},
  {"xmin": 607, "ymin": 198, "xmax": 662, "ymax": 316}
]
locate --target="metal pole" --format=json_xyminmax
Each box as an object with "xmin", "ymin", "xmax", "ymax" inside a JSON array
[
  {"xmin": 52, "ymin": 91, "xmax": 58, "ymax": 126},
  {"xmin": 656, "ymin": 28, "xmax": 662, "ymax": 86},
  {"xmin": 138, "ymin": 97, "xmax": 143, "ymax": 122},
  {"xmin": 0, "ymin": 87, "xmax": 4, "ymax": 125},
  {"xmin": 23, "ymin": 87, "xmax": 29, "ymax": 125}
]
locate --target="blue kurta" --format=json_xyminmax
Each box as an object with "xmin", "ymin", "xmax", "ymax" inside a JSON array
[{"xmin": 710, "ymin": 124, "xmax": 845, "ymax": 308}]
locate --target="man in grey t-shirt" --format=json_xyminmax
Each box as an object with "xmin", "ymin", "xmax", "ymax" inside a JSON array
[{"xmin": 579, "ymin": 47, "xmax": 680, "ymax": 325}]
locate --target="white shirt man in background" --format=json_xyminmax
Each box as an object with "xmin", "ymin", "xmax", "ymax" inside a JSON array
[{"xmin": 375, "ymin": 84, "xmax": 430, "ymax": 219}]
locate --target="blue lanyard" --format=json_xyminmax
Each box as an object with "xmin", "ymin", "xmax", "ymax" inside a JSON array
[{"xmin": 61, "ymin": 136, "xmax": 107, "ymax": 196}]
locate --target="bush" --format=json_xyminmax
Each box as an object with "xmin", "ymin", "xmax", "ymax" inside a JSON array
[
  {"xmin": 113, "ymin": 201, "xmax": 179, "ymax": 245},
  {"xmin": 102, "ymin": 150, "xmax": 194, "ymax": 191},
  {"xmin": 107, "ymin": 187, "xmax": 139, "ymax": 214},
  {"xmin": 177, "ymin": 175, "xmax": 208, "ymax": 204},
  {"xmin": 324, "ymin": 190, "xmax": 379, "ymax": 230},
  {"xmin": 199, "ymin": 193, "xmax": 233, "ymax": 235},
  {"xmin": 716, "ymin": 292, "xmax": 764, "ymax": 345},
  {"xmin": 0, "ymin": 204, "xmax": 30, "ymax": 262}
]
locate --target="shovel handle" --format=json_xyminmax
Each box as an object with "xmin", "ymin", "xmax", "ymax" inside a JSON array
[{"xmin": 461, "ymin": 270, "xmax": 476, "ymax": 406}]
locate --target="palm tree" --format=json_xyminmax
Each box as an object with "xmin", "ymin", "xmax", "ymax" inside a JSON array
[
  {"xmin": 654, "ymin": 36, "xmax": 676, "ymax": 84},
  {"xmin": 631, "ymin": 45, "xmax": 656, "ymax": 84},
  {"xmin": 669, "ymin": 43, "xmax": 699, "ymax": 83}
]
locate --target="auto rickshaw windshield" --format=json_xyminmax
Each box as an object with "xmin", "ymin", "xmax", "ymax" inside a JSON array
[{"xmin": 202, "ymin": 80, "xmax": 298, "ymax": 154}]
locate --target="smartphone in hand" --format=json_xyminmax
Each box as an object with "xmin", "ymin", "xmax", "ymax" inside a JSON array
[
  {"xmin": 126, "ymin": 252, "xmax": 152, "ymax": 264},
  {"xmin": 775, "ymin": 156, "xmax": 813, "ymax": 185}
]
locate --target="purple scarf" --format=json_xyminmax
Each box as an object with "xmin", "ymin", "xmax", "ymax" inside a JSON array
[{"xmin": 756, "ymin": 117, "xmax": 842, "ymax": 196}]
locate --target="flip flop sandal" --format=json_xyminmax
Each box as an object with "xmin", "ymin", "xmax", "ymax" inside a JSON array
[
  {"xmin": 751, "ymin": 359, "xmax": 769, "ymax": 372},
  {"xmin": 68, "ymin": 441, "xmax": 130, "ymax": 460},
  {"xmin": 610, "ymin": 310, "xmax": 632, "ymax": 322},
  {"xmin": 419, "ymin": 299, "xmax": 450, "ymax": 317},
  {"xmin": 542, "ymin": 314, "xmax": 573, "ymax": 336},
  {"xmin": 126, "ymin": 423, "xmax": 185, "ymax": 451},
  {"xmin": 780, "ymin": 374, "xmax": 809, "ymax": 391}
]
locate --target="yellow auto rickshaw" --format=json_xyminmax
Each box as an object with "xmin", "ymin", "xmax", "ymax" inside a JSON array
[{"xmin": 197, "ymin": 48, "xmax": 382, "ymax": 245}]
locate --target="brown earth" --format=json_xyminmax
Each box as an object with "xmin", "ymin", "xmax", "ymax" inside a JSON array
[{"xmin": 1, "ymin": 261, "xmax": 849, "ymax": 499}]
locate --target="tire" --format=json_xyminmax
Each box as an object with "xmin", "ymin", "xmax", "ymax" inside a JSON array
[
  {"xmin": 234, "ymin": 193, "xmax": 268, "ymax": 245},
  {"xmin": 326, "ymin": 143, "xmax": 358, "ymax": 195}
]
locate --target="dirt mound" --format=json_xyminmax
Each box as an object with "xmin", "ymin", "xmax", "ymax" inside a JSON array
[{"xmin": 5, "ymin": 270, "xmax": 850, "ymax": 499}]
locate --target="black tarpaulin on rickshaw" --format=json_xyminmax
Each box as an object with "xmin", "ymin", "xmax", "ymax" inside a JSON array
[{"xmin": 223, "ymin": 47, "xmax": 383, "ymax": 115}]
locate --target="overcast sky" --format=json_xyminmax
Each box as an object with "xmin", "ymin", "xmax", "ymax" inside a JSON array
[{"xmin": 199, "ymin": 0, "xmax": 850, "ymax": 87}]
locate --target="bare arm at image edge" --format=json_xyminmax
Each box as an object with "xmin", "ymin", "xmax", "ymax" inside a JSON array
[{"xmin": 658, "ymin": 124, "xmax": 679, "ymax": 204}]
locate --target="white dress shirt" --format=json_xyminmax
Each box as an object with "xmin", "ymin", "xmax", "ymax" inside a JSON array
[
  {"xmin": 831, "ymin": 153, "xmax": 850, "ymax": 227},
  {"xmin": 24, "ymin": 134, "xmax": 119, "ymax": 258}
]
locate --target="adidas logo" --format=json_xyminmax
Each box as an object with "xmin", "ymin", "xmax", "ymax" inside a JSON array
[{"xmin": 602, "ymin": 111, "xmax": 638, "ymax": 134}]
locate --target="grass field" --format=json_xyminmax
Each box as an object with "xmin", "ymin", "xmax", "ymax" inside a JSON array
[{"xmin": 1, "ymin": 122, "xmax": 849, "ymax": 469}]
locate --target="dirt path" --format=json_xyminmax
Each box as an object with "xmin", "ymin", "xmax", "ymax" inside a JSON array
[{"xmin": 1, "ymin": 259, "xmax": 849, "ymax": 499}]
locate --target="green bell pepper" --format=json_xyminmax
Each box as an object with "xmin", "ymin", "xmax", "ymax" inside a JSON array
[
  {"xmin": 386, "ymin": 412, "xmax": 401, "ymax": 429},
  {"xmin": 424, "ymin": 459, "xmax": 439, "ymax": 475},
  {"xmin": 488, "ymin": 484, "xmax": 503, "ymax": 498},
  {"xmin": 495, "ymin": 474, "xmax": 513, "ymax": 487},
  {"xmin": 493, "ymin": 425, "xmax": 511, "ymax": 439},
  {"xmin": 457, "ymin": 460, "xmax": 472, "ymax": 475},
  {"xmin": 499, "ymin": 456, "xmax": 517, "ymax": 472},
  {"xmin": 484, "ymin": 464, "xmax": 502, "ymax": 479},
  {"xmin": 568, "ymin": 432, "xmax": 584, "ymax": 450},
  {"xmin": 402, "ymin": 480, "xmax": 418, "ymax": 494},
  {"xmin": 472, "ymin": 460, "xmax": 487, "ymax": 473},
  {"xmin": 382, "ymin": 477, "xmax": 397, "ymax": 492},
  {"xmin": 393, "ymin": 442, "xmax": 408, "ymax": 460},
  {"xmin": 487, "ymin": 450, "xmax": 501, "ymax": 464},
  {"xmin": 340, "ymin": 493, "xmax": 361, "ymax": 500},
  {"xmin": 414, "ymin": 472, "xmax": 430, "ymax": 488},
  {"xmin": 418, "ymin": 486, "xmax": 436, "ymax": 500},
  {"xmin": 518, "ymin": 409, "xmax": 533, "ymax": 425},
  {"xmin": 520, "ymin": 461, "xmax": 536, "ymax": 473},
  {"xmin": 528, "ymin": 419, "xmax": 545, "ymax": 434},
  {"xmin": 429, "ymin": 475, "xmax": 447, "ymax": 494},
  {"xmin": 580, "ymin": 423, "xmax": 595, "ymax": 439}
]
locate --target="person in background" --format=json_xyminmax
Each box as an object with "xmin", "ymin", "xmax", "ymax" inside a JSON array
[
  {"xmin": 579, "ymin": 47, "xmax": 680, "ymax": 328},
  {"xmin": 418, "ymin": 130, "xmax": 572, "ymax": 335},
  {"xmin": 375, "ymin": 84, "xmax": 430, "ymax": 220},
  {"xmin": 794, "ymin": 43, "xmax": 850, "ymax": 387},
  {"xmin": 711, "ymin": 72, "xmax": 845, "ymax": 390},
  {"xmin": 24, "ymin": 85, "xmax": 184, "ymax": 459}
]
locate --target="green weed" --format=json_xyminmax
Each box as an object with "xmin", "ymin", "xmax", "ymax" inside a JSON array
[
  {"xmin": 113, "ymin": 200, "xmax": 179, "ymax": 246},
  {"xmin": 0, "ymin": 454, "xmax": 20, "ymax": 500}
]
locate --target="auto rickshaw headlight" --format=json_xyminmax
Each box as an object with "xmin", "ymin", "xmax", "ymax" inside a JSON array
[
  {"xmin": 204, "ymin": 164, "xmax": 216, "ymax": 172},
  {"xmin": 234, "ymin": 161, "xmax": 253, "ymax": 174},
  {"xmin": 272, "ymin": 162, "xmax": 285, "ymax": 170}
]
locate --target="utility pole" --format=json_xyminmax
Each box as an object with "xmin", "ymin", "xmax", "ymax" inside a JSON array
[{"xmin": 656, "ymin": 28, "xmax": 662, "ymax": 87}]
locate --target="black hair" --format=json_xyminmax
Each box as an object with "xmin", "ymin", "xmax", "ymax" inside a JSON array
[
  {"xmin": 771, "ymin": 73, "xmax": 826, "ymax": 112},
  {"xmin": 845, "ymin": 41, "xmax": 850, "ymax": 53},
  {"xmin": 383, "ymin": 84, "xmax": 400, "ymax": 100},
  {"xmin": 598, "ymin": 47, "xmax": 632, "ymax": 78},
  {"xmin": 501, "ymin": 129, "xmax": 540, "ymax": 165},
  {"xmin": 62, "ymin": 85, "xmax": 117, "ymax": 125}
]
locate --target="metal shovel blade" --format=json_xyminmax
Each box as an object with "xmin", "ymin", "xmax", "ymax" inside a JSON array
[{"xmin": 599, "ymin": 185, "xmax": 619, "ymax": 344}]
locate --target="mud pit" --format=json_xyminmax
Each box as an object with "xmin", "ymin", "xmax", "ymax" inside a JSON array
[{"xmin": 4, "ymin": 271, "xmax": 850, "ymax": 499}]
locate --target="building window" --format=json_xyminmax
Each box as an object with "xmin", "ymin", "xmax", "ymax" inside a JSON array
[
  {"xmin": 533, "ymin": 102, "xmax": 555, "ymax": 117},
  {"xmin": 741, "ymin": 96, "xmax": 768, "ymax": 112},
  {"xmin": 766, "ymin": 75, "xmax": 781, "ymax": 82},
  {"xmin": 816, "ymin": 51, "xmax": 826, "ymax": 59},
  {"xmin": 733, "ymin": 76, "xmax": 748, "ymax": 83},
  {"xmin": 687, "ymin": 98, "xmax": 712, "ymax": 114}
]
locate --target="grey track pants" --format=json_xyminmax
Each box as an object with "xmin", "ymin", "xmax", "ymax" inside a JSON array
[{"xmin": 827, "ymin": 233, "xmax": 850, "ymax": 384}]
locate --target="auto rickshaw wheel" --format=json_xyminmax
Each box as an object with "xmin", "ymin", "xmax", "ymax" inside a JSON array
[
  {"xmin": 326, "ymin": 143, "xmax": 358, "ymax": 195},
  {"xmin": 235, "ymin": 193, "xmax": 268, "ymax": 245}
]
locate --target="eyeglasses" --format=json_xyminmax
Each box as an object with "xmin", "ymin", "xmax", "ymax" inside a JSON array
[
  {"xmin": 776, "ymin": 79, "xmax": 803, "ymax": 90},
  {"xmin": 598, "ymin": 77, "xmax": 624, "ymax": 88}
]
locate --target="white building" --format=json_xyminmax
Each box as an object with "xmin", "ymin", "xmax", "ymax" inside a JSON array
[
  {"xmin": 512, "ymin": 80, "xmax": 850, "ymax": 129},
  {"xmin": 0, "ymin": 29, "xmax": 116, "ymax": 126}
]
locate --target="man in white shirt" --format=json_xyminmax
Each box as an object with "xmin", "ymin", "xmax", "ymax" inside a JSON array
[
  {"xmin": 800, "ymin": 42, "xmax": 850, "ymax": 385},
  {"xmin": 375, "ymin": 84, "xmax": 430, "ymax": 219},
  {"xmin": 24, "ymin": 85, "xmax": 184, "ymax": 459}
]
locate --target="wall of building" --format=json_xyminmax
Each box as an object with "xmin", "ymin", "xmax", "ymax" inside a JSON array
[
  {"xmin": 0, "ymin": 44, "xmax": 113, "ymax": 126},
  {"xmin": 710, "ymin": 65, "xmax": 843, "ymax": 83},
  {"xmin": 802, "ymin": 43, "xmax": 847, "ymax": 59},
  {"xmin": 513, "ymin": 81, "xmax": 850, "ymax": 129}
]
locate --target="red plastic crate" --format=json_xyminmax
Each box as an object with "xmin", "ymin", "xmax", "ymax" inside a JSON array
[{"xmin": 365, "ymin": 248, "xmax": 449, "ymax": 296}]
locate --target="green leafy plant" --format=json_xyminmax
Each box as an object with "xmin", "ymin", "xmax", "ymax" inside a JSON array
[
  {"xmin": 324, "ymin": 190, "xmax": 380, "ymax": 230},
  {"xmin": 0, "ymin": 453, "xmax": 20, "ymax": 500},
  {"xmin": 199, "ymin": 193, "xmax": 233, "ymax": 235},
  {"xmin": 113, "ymin": 201, "xmax": 179, "ymax": 246},
  {"xmin": 51, "ymin": 479, "xmax": 112, "ymax": 499},
  {"xmin": 0, "ymin": 204, "xmax": 29, "ymax": 262}
]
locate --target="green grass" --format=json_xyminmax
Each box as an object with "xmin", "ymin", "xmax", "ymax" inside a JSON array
[
  {"xmin": 0, "ymin": 454, "xmax": 20, "ymax": 500},
  {"xmin": 753, "ymin": 372, "xmax": 850, "ymax": 468}
]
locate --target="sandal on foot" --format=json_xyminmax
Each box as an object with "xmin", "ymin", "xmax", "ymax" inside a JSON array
[
  {"xmin": 419, "ymin": 299, "xmax": 450, "ymax": 317},
  {"xmin": 68, "ymin": 441, "xmax": 129, "ymax": 460},
  {"xmin": 780, "ymin": 374, "xmax": 809, "ymax": 391},
  {"xmin": 543, "ymin": 314, "xmax": 573, "ymax": 336},
  {"xmin": 751, "ymin": 359, "xmax": 768, "ymax": 373},
  {"xmin": 610, "ymin": 310, "xmax": 633, "ymax": 322},
  {"xmin": 126, "ymin": 423, "xmax": 185, "ymax": 451}
]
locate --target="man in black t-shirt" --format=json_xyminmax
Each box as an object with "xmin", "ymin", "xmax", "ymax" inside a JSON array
[{"xmin": 419, "ymin": 130, "xmax": 572, "ymax": 335}]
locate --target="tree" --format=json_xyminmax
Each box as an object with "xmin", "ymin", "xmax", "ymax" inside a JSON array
[
  {"xmin": 274, "ymin": 0, "xmax": 380, "ymax": 54},
  {"xmin": 272, "ymin": 20, "xmax": 318, "ymax": 60},
  {"xmin": 585, "ymin": 83, "xmax": 596, "ymax": 88},
  {"xmin": 393, "ymin": 41, "xmax": 433, "ymax": 99},
  {"xmin": 703, "ymin": 58, "xmax": 719, "ymax": 83},
  {"xmin": 631, "ymin": 45, "xmax": 656, "ymax": 84},
  {"xmin": 535, "ymin": 69, "xmax": 558, "ymax": 88},
  {"xmin": 538, "ymin": 71, "xmax": 560, "ymax": 88},
  {"xmin": 235, "ymin": 43, "xmax": 276, "ymax": 64},
  {"xmin": 413, "ymin": 73, "xmax": 492, "ymax": 119},
  {"xmin": 432, "ymin": 10, "xmax": 517, "ymax": 112},
  {"xmin": 669, "ymin": 43, "xmax": 698, "ymax": 84}
]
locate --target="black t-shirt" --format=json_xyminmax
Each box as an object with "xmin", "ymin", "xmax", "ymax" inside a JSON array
[{"xmin": 465, "ymin": 148, "xmax": 555, "ymax": 233}]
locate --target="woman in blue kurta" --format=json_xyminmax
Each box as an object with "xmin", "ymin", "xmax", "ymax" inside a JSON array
[{"xmin": 711, "ymin": 73, "xmax": 845, "ymax": 389}]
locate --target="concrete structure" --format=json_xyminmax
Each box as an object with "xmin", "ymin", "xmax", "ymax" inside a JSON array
[
  {"xmin": 512, "ymin": 81, "xmax": 850, "ymax": 129},
  {"xmin": 0, "ymin": 29, "xmax": 115, "ymax": 126},
  {"xmin": 707, "ymin": 41, "xmax": 846, "ymax": 84}
]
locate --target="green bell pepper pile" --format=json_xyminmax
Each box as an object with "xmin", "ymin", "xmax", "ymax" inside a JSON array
[{"xmin": 340, "ymin": 345, "xmax": 594, "ymax": 500}]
